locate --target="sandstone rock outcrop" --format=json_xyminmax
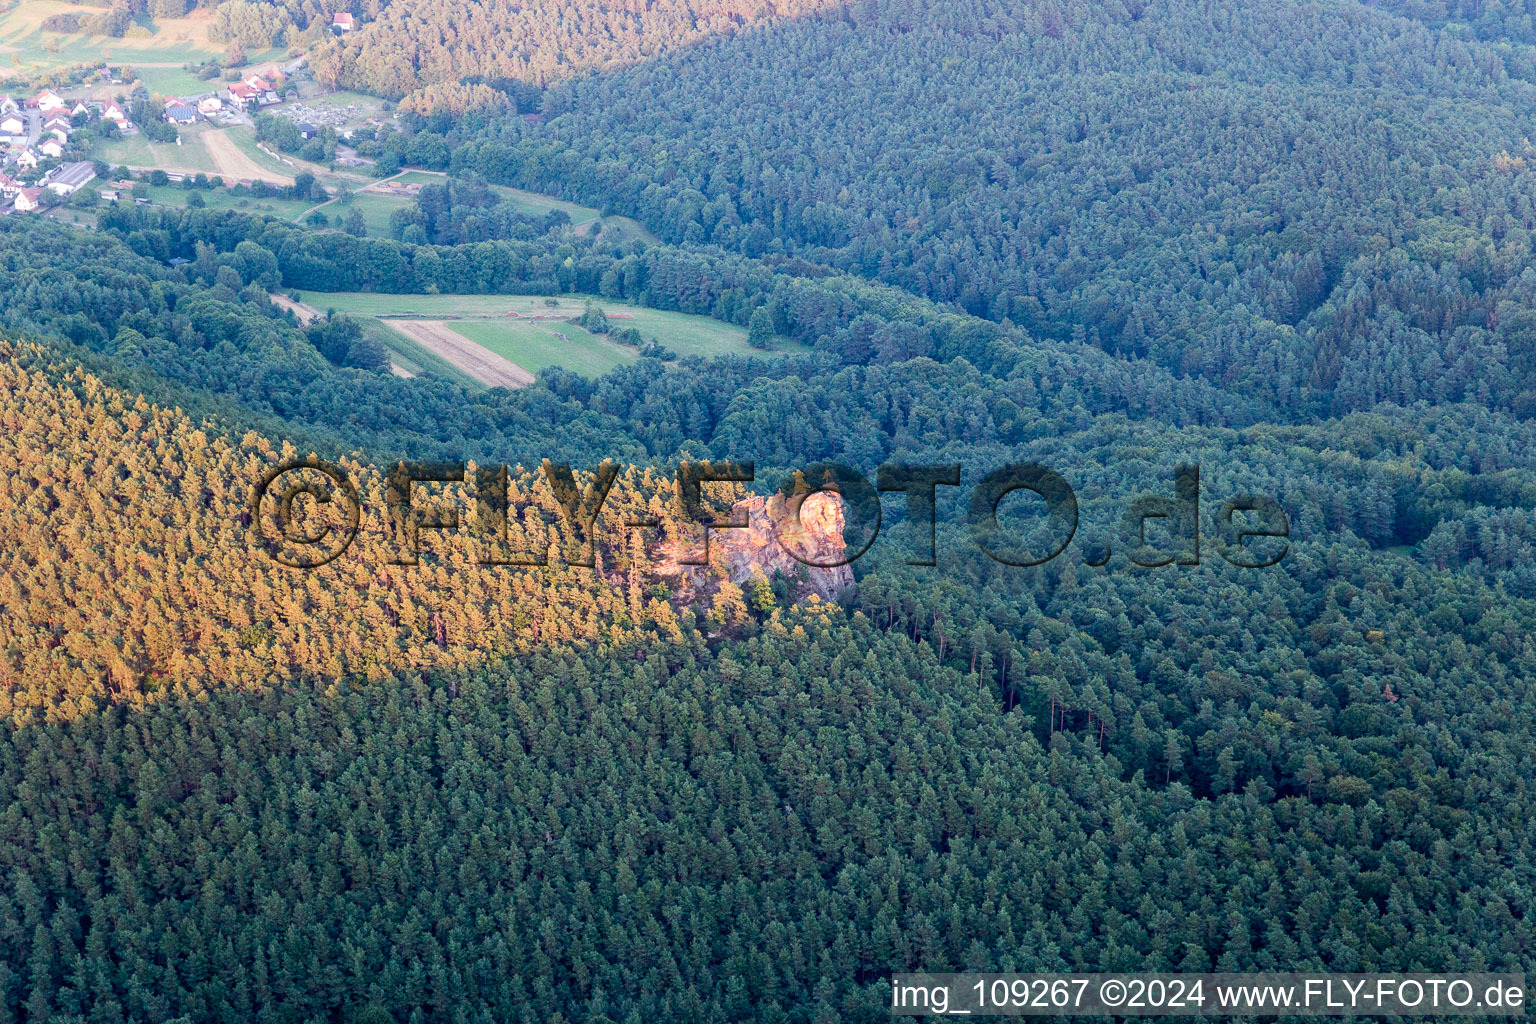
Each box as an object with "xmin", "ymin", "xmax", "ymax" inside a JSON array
[{"xmin": 655, "ymin": 490, "xmax": 853, "ymax": 604}]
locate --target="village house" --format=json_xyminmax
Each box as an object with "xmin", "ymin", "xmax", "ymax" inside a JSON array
[
  {"xmin": 101, "ymin": 102, "xmax": 134, "ymax": 133},
  {"xmin": 239, "ymin": 74, "xmax": 280, "ymax": 105},
  {"xmin": 34, "ymin": 91, "xmax": 66, "ymax": 114},
  {"xmin": 331, "ymin": 11, "xmax": 354, "ymax": 31},
  {"xmin": 16, "ymin": 149, "xmax": 39, "ymax": 171},
  {"xmin": 70, "ymin": 101, "xmax": 91, "ymax": 118},
  {"xmin": 197, "ymin": 95, "xmax": 223, "ymax": 115},
  {"xmin": 164, "ymin": 101, "xmax": 196, "ymax": 125},
  {"xmin": 0, "ymin": 96, "xmax": 19, "ymax": 115},
  {"xmin": 0, "ymin": 114, "xmax": 24, "ymax": 141},
  {"xmin": 225, "ymin": 82, "xmax": 258, "ymax": 108},
  {"xmin": 13, "ymin": 188, "xmax": 41, "ymax": 212},
  {"xmin": 239, "ymin": 74, "xmax": 282, "ymax": 106},
  {"xmin": 38, "ymin": 138, "xmax": 64, "ymax": 159},
  {"xmin": 0, "ymin": 172, "xmax": 20, "ymax": 196}
]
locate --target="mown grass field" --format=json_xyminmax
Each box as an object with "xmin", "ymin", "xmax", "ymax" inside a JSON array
[
  {"xmin": 448, "ymin": 319, "xmax": 639, "ymax": 378},
  {"xmin": 94, "ymin": 124, "xmax": 217, "ymax": 173},
  {"xmin": 0, "ymin": 1, "xmax": 222, "ymax": 75},
  {"xmin": 135, "ymin": 183, "xmax": 314, "ymax": 219},
  {"xmin": 133, "ymin": 65, "xmax": 210, "ymax": 97},
  {"xmin": 591, "ymin": 214, "xmax": 658, "ymax": 243},
  {"xmin": 329, "ymin": 192, "xmax": 412, "ymax": 236},
  {"xmin": 297, "ymin": 292, "xmax": 797, "ymax": 361}
]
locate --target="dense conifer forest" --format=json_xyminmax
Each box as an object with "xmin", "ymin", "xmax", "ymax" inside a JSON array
[
  {"xmin": 362, "ymin": 0, "xmax": 1536, "ymax": 417},
  {"xmin": 2, "ymin": 0, "xmax": 1536, "ymax": 1021}
]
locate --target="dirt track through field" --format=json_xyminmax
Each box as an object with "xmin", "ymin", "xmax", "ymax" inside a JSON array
[
  {"xmin": 386, "ymin": 321, "xmax": 535, "ymax": 389},
  {"xmin": 268, "ymin": 292, "xmax": 320, "ymax": 323},
  {"xmin": 204, "ymin": 130, "xmax": 294, "ymax": 185}
]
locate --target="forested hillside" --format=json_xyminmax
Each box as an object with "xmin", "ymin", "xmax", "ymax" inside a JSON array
[
  {"xmin": 306, "ymin": 0, "xmax": 841, "ymax": 99},
  {"xmin": 4, "ymin": 0, "xmax": 1536, "ymax": 1019},
  {"xmin": 0, "ymin": 342, "xmax": 760, "ymax": 710},
  {"xmin": 1370, "ymin": 0, "xmax": 1536, "ymax": 44},
  {"xmin": 2, "ymin": 340, "xmax": 1534, "ymax": 1022},
  {"xmin": 394, "ymin": 0, "xmax": 1536, "ymax": 418}
]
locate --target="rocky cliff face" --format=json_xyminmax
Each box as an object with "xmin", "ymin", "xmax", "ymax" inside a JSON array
[{"xmin": 654, "ymin": 490, "xmax": 853, "ymax": 604}]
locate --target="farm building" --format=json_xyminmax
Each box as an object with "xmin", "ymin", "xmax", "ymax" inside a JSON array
[{"xmin": 45, "ymin": 162, "xmax": 95, "ymax": 196}]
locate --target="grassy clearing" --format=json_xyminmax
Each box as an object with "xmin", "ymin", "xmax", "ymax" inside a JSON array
[
  {"xmin": 240, "ymin": 47, "xmax": 287, "ymax": 67},
  {"xmin": 299, "ymin": 291, "xmax": 805, "ymax": 365},
  {"xmin": 134, "ymin": 65, "xmax": 210, "ymax": 98},
  {"xmin": 94, "ymin": 124, "xmax": 217, "ymax": 173},
  {"xmin": 329, "ymin": 192, "xmax": 412, "ymax": 235},
  {"xmin": 135, "ymin": 183, "xmax": 314, "ymax": 218},
  {"xmin": 392, "ymin": 171, "xmax": 445, "ymax": 186},
  {"xmin": 494, "ymin": 186, "xmax": 599, "ymax": 226},
  {"xmin": 44, "ymin": 206, "xmax": 98, "ymax": 228},
  {"xmin": 92, "ymin": 133, "xmax": 157, "ymax": 166},
  {"xmin": 488, "ymin": 185, "xmax": 659, "ymax": 242},
  {"xmin": 385, "ymin": 171, "xmax": 658, "ymax": 241},
  {"xmin": 594, "ymin": 215, "xmax": 659, "ymax": 244}
]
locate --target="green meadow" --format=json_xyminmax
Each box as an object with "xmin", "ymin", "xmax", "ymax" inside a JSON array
[{"xmin": 297, "ymin": 291, "xmax": 803, "ymax": 376}]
